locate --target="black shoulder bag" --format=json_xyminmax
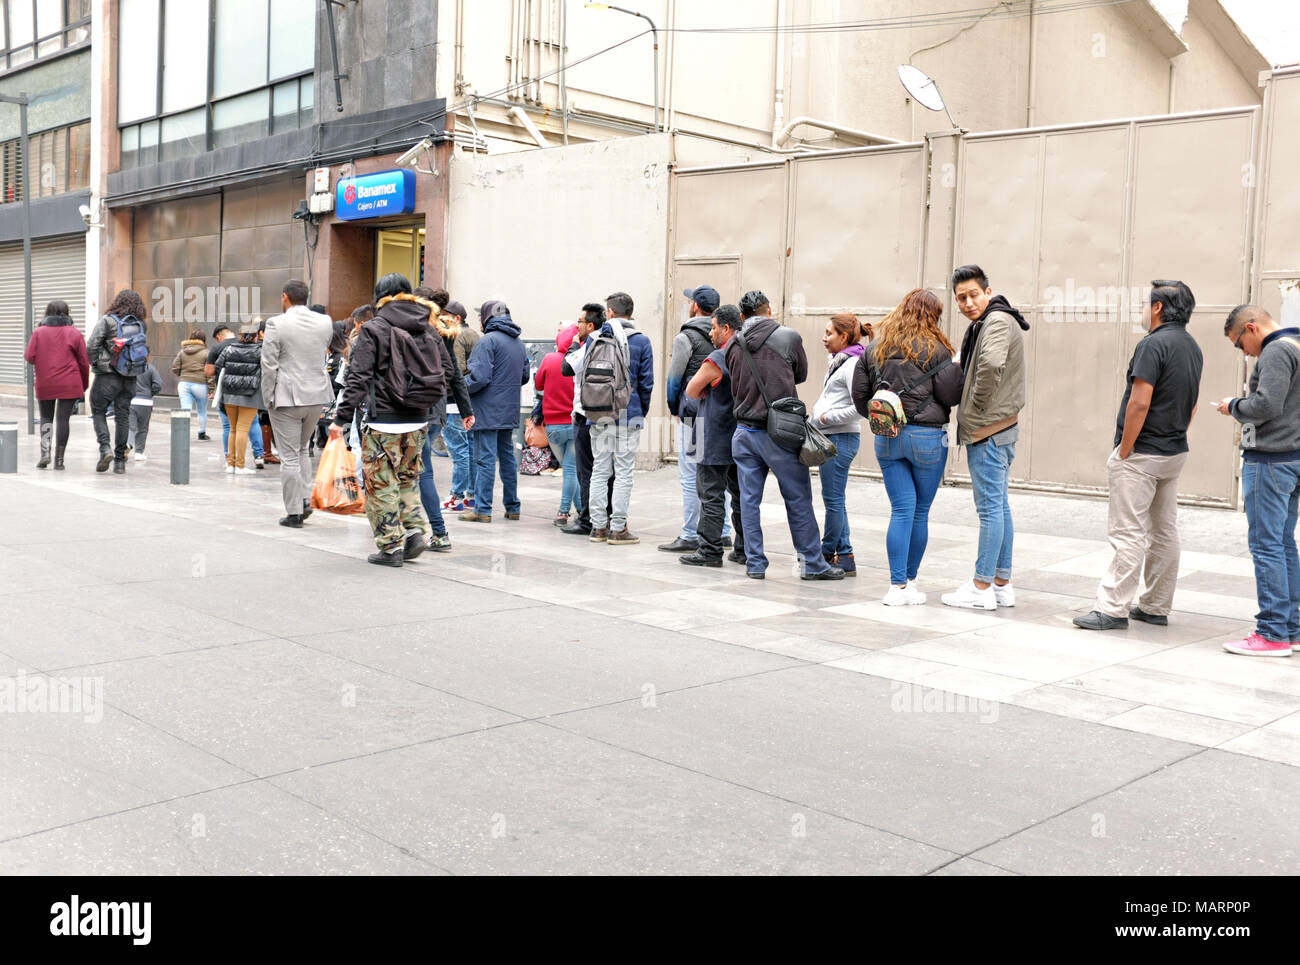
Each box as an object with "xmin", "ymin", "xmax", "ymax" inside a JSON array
[{"xmin": 735, "ymin": 334, "xmax": 809, "ymax": 454}]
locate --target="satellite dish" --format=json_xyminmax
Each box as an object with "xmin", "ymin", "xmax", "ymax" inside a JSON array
[{"xmin": 899, "ymin": 64, "xmax": 958, "ymax": 129}]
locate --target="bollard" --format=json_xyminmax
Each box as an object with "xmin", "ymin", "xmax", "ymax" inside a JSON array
[
  {"xmin": 0, "ymin": 422, "xmax": 16, "ymax": 473},
  {"xmin": 170, "ymin": 410, "xmax": 190, "ymax": 485}
]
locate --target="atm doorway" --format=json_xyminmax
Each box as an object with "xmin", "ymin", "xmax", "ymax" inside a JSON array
[{"xmin": 374, "ymin": 223, "xmax": 427, "ymax": 288}]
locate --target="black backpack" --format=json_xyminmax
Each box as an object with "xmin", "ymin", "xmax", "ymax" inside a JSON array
[{"xmin": 380, "ymin": 323, "xmax": 446, "ymax": 410}]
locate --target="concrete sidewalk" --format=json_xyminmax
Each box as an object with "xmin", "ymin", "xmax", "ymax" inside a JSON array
[{"xmin": 0, "ymin": 405, "xmax": 1296, "ymax": 874}]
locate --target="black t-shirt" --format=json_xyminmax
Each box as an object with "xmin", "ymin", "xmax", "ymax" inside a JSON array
[
  {"xmin": 206, "ymin": 338, "xmax": 234, "ymax": 367},
  {"xmin": 1114, "ymin": 323, "xmax": 1203, "ymax": 456}
]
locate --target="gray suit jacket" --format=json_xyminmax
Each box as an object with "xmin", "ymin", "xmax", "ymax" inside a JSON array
[{"xmin": 261, "ymin": 305, "xmax": 334, "ymax": 408}]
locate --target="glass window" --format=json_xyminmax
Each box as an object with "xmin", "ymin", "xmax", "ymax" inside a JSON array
[
  {"xmin": 9, "ymin": 0, "xmax": 34, "ymax": 45},
  {"xmin": 299, "ymin": 75, "xmax": 313, "ymax": 128},
  {"xmin": 69, "ymin": 121, "xmax": 89, "ymax": 188},
  {"xmin": 138, "ymin": 118, "xmax": 160, "ymax": 167},
  {"xmin": 36, "ymin": 0, "xmax": 61, "ymax": 37},
  {"xmin": 271, "ymin": 79, "xmax": 297, "ymax": 134},
  {"xmin": 68, "ymin": 0, "xmax": 91, "ymax": 21},
  {"xmin": 161, "ymin": 0, "xmax": 209, "ymax": 113},
  {"xmin": 213, "ymin": 0, "xmax": 268, "ymax": 99},
  {"xmin": 119, "ymin": 124, "xmax": 139, "ymax": 169},
  {"xmin": 118, "ymin": 0, "xmax": 160, "ymax": 124},
  {"xmin": 160, "ymin": 108, "xmax": 206, "ymax": 161},
  {"xmin": 269, "ymin": 0, "xmax": 314, "ymax": 80},
  {"xmin": 212, "ymin": 88, "xmax": 269, "ymax": 149}
]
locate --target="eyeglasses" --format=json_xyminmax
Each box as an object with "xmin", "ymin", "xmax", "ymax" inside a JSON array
[{"xmin": 1233, "ymin": 327, "xmax": 1249, "ymax": 351}]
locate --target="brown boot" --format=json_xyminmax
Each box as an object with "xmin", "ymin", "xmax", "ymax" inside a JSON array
[
  {"xmin": 608, "ymin": 527, "xmax": 640, "ymax": 545},
  {"xmin": 588, "ymin": 527, "xmax": 609, "ymax": 543}
]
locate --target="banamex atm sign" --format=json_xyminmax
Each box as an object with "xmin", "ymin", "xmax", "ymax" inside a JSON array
[{"xmin": 335, "ymin": 169, "xmax": 417, "ymax": 221}]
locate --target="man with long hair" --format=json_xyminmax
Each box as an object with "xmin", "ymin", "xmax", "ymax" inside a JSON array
[{"xmin": 86, "ymin": 289, "xmax": 148, "ymax": 474}]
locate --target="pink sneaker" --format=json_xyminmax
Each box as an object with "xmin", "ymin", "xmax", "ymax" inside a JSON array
[{"xmin": 1222, "ymin": 632, "xmax": 1292, "ymax": 657}]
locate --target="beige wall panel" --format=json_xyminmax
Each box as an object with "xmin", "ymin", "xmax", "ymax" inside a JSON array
[
  {"xmin": 1038, "ymin": 127, "xmax": 1129, "ymax": 292},
  {"xmin": 957, "ymin": 136, "xmax": 1040, "ymax": 306},
  {"xmin": 674, "ymin": 165, "xmax": 787, "ymax": 299},
  {"xmin": 1172, "ymin": 17, "xmax": 1262, "ymax": 113},
  {"xmin": 787, "ymin": 149, "xmax": 925, "ymax": 311},
  {"xmin": 1260, "ymin": 74, "xmax": 1300, "ymax": 275},
  {"xmin": 1129, "ymin": 113, "xmax": 1253, "ymax": 310}
]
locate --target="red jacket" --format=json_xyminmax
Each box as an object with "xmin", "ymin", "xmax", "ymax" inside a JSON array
[
  {"xmin": 534, "ymin": 325, "xmax": 578, "ymax": 426},
  {"xmin": 25, "ymin": 318, "xmax": 89, "ymax": 400}
]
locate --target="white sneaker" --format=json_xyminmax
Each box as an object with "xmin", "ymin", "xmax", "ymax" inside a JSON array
[
  {"xmin": 235, "ymin": 467, "xmax": 256, "ymax": 475},
  {"xmin": 883, "ymin": 583, "xmax": 927, "ymax": 606},
  {"xmin": 942, "ymin": 580, "xmax": 998, "ymax": 610},
  {"xmin": 134, "ymin": 453, "xmax": 147, "ymax": 463},
  {"xmin": 994, "ymin": 582, "xmax": 1015, "ymax": 607},
  {"xmin": 224, "ymin": 465, "xmax": 235, "ymax": 474}
]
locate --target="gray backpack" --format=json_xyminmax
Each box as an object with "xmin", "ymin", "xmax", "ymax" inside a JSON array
[{"xmin": 581, "ymin": 322, "xmax": 633, "ymax": 424}]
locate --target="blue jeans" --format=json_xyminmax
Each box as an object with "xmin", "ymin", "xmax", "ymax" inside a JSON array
[
  {"xmin": 819, "ymin": 431, "xmax": 861, "ymax": 559},
  {"xmin": 546, "ymin": 422, "xmax": 581, "ymax": 514},
  {"xmin": 444, "ymin": 413, "xmax": 473, "ymax": 497},
  {"xmin": 473, "ymin": 428, "xmax": 520, "ymax": 517},
  {"xmin": 679, "ymin": 420, "xmax": 700, "ymax": 540},
  {"xmin": 1242, "ymin": 459, "xmax": 1300, "ymax": 642},
  {"xmin": 221, "ymin": 407, "xmax": 262, "ymax": 458},
  {"xmin": 875, "ymin": 426, "xmax": 947, "ymax": 585},
  {"xmin": 732, "ymin": 426, "xmax": 827, "ymax": 576},
  {"xmin": 966, "ymin": 436, "xmax": 1016, "ymax": 584},
  {"xmin": 419, "ymin": 429, "xmax": 447, "ymax": 536},
  {"xmin": 177, "ymin": 381, "xmax": 209, "ymax": 433}
]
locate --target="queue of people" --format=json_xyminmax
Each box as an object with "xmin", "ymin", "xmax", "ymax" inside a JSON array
[{"xmin": 21, "ymin": 264, "xmax": 1300, "ymax": 660}]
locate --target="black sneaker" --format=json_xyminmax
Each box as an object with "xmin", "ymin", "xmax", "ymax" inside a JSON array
[
  {"xmin": 801, "ymin": 566, "xmax": 845, "ymax": 581},
  {"xmin": 112, "ymin": 459, "xmax": 126, "ymax": 475},
  {"xmin": 403, "ymin": 533, "xmax": 428, "ymax": 561},
  {"xmin": 301, "ymin": 500, "xmax": 313, "ymax": 521},
  {"xmin": 1129, "ymin": 607, "xmax": 1168, "ymax": 626},
  {"xmin": 561, "ymin": 521, "xmax": 592, "ymax": 536},
  {"xmin": 279, "ymin": 514, "xmax": 303, "ymax": 529},
  {"xmin": 197, "ymin": 432, "xmax": 209, "ymax": 440},
  {"xmin": 367, "ymin": 549, "xmax": 404, "ymax": 567},
  {"xmin": 679, "ymin": 553, "xmax": 721, "ymax": 568},
  {"xmin": 720, "ymin": 537, "xmax": 733, "ymax": 548},
  {"xmin": 1073, "ymin": 610, "xmax": 1129, "ymax": 631},
  {"xmin": 727, "ymin": 549, "xmax": 746, "ymax": 564},
  {"xmin": 746, "ymin": 571, "xmax": 765, "ymax": 580},
  {"xmin": 96, "ymin": 450, "xmax": 112, "ymax": 473}
]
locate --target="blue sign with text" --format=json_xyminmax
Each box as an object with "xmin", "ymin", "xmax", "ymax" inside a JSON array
[{"xmin": 335, "ymin": 169, "xmax": 417, "ymax": 221}]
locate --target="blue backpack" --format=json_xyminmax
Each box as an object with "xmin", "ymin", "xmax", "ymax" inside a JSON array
[{"xmin": 109, "ymin": 315, "xmax": 149, "ymax": 377}]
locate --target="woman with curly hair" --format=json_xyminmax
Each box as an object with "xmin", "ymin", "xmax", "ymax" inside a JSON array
[
  {"xmin": 87, "ymin": 288, "xmax": 148, "ymax": 474},
  {"xmin": 851, "ymin": 289, "xmax": 965, "ymax": 605}
]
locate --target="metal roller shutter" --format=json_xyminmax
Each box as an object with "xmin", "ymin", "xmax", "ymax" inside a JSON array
[{"xmin": 0, "ymin": 234, "xmax": 88, "ymax": 386}]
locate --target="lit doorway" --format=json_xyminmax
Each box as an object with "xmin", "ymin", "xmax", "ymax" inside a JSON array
[{"xmin": 374, "ymin": 224, "xmax": 426, "ymax": 288}]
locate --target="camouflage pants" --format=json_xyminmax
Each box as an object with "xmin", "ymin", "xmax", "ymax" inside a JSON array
[{"xmin": 362, "ymin": 426, "xmax": 429, "ymax": 553}]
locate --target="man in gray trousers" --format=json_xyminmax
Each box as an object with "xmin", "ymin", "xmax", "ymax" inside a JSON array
[{"xmin": 261, "ymin": 279, "xmax": 335, "ymax": 528}]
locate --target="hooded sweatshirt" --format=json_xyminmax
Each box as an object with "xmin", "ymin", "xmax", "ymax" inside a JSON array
[
  {"xmin": 533, "ymin": 325, "xmax": 579, "ymax": 425},
  {"xmin": 666, "ymin": 315, "xmax": 715, "ymax": 417},
  {"xmin": 956, "ymin": 294, "xmax": 1029, "ymax": 445},
  {"xmin": 464, "ymin": 310, "xmax": 531, "ymax": 431},
  {"xmin": 334, "ymin": 294, "xmax": 459, "ymax": 428},
  {"xmin": 24, "ymin": 315, "xmax": 89, "ymax": 400},
  {"xmin": 172, "ymin": 339, "xmax": 209, "ymax": 384},
  {"xmin": 725, "ymin": 316, "xmax": 808, "ymax": 427}
]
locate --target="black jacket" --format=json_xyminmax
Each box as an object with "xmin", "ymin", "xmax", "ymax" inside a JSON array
[
  {"xmin": 335, "ymin": 294, "xmax": 465, "ymax": 427},
  {"xmin": 725, "ymin": 317, "xmax": 808, "ymax": 427},
  {"xmin": 214, "ymin": 340, "xmax": 262, "ymax": 398},
  {"xmin": 852, "ymin": 340, "xmax": 964, "ymax": 427}
]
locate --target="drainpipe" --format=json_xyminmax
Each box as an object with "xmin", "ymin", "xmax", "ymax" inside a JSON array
[
  {"xmin": 775, "ymin": 116, "xmax": 903, "ymax": 147},
  {"xmin": 508, "ymin": 105, "xmax": 551, "ymax": 147},
  {"xmin": 1026, "ymin": 0, "xmax": 1036, "ymax": 126},
  {"xmin": 772, "ymin": 0, "xmax": 787, "ymax": 141}
]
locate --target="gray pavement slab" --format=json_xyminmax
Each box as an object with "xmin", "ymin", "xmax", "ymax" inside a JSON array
[{"xmin": 270, "ymin": 721, "xmax": 955, "ymax": 875}]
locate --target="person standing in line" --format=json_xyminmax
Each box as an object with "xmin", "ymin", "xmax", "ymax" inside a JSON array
[
  {"xmin": 1217, "ymin": 305, "xmax": 1300, "ymax": 657},
  {"xmin": 412, "ymin": 286, "xmax": 474, "ymax": 549},
  {"xmin": 213, "ymin": 322, "xmax": 264, "ymax": 475},
  {"xmin": 86, "ymin": 289, "xmax": 149, "ymax": 474},
  {"xmin": 811, "ymin": 313, "xmax": 871, "ymax": 577},
  {"xmin": 585, "ymin": 291, "xmax": 654, "ymax": 545},
  {"xmin": 1075, "ymin": 281, "xmax": 1203, "ymax": 631},
  {"xmin": 942, "ymin": 265, "xmax": 1030, "ymax": 610},
  {"xmin": 852, "ymin": 290, "xmax": 964, "ymax": 604},
  {"xmin": 331, "ymin": 274, "xmax": 449, "ymax": 566},
  {"xmin": 171, "ymin": 329, "xmax": 210, "ymax": 440},
  {"xmin": 261, "ymin": 280, "xmax": 336, "ymax": 528},
  {"xmin": 206, "ymin": 324, "xmax": 265, "ymax": 469},
  {"xmin": 726, "ymin": 291, "xmax": 843, "ymax": 581},
  {"xmin": 679, "ymin": 304, "xmax": 746, "ymax": 568},
  {"xmin": 441, "ymin": 300, "xmax": 481, "ymax": 511},
  {"xmin": 460, "ymin": 300, "xmax": 530, "ymax": 523},
  {"xmin": 534, "ymin": 323, "xmax": 582, "ymax": 526},
  {"xmin": 127, "ymin": 360, "xmax": 163, "ymax": 462},
  {"xmin": 661, "ymin": 284, "xmax": 728, "ymax": 553},
  {"xmin": 25, "ymin": 300, "xmax": 88, "ymax": 470},
  {"xmin": 559, "ymin": 304, "xmax": 610, "ymax": 535}
]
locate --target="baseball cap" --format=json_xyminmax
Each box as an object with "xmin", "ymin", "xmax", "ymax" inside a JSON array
[
  {"xmin": 684, "ymin": 284, "xmax": 720, "ymax": 314},
  {"xmin": 445, "ymin": 301, "xmax": 467, "ymax": 320}
]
